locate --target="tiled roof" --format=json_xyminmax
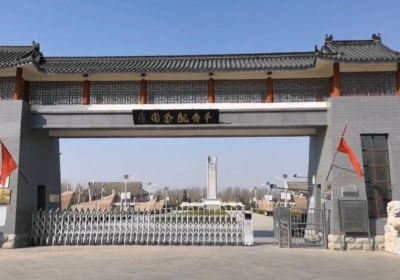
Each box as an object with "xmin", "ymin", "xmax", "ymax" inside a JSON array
[
  {"xmin": 0, "ymin": 43, "xmax": 42, "ymax": 68},
  {"xmin": 320, "ymin": 37, "xmax": 400, "ymax": 62},
  {"xmin": 38, "ymin": 52, "xmax": 317, "ymax": 74},
  {"xmin": 0, "ymin": 35, "xmax": 398, "ymax": 73}
]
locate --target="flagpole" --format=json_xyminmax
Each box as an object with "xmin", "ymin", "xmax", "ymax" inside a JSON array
[
  {"xmin": 18, "ymin": 169, "xmax": 29, "ymax": 183},
  {"xmin": 325, "ymin": 122, "xmax": 349, "ymax": 182}
]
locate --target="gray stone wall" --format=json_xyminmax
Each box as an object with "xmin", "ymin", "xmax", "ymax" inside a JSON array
[
  {"xmin": 0, "ymin": 101, "xmax": 24, "ymax": 240},
  {"xmin": 0, "ymin": 100, "xmax": 60, "ymax": 248},
  {"xmin": 324, "ymin": 96, "xmax": 400, "ymax": 235},
  {"xmin": 308, "ymin": 127, "xmax": 332, "ymax": 191}
]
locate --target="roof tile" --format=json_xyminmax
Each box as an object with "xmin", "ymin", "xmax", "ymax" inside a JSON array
[{"xmin": 1, "ymin": 36, "xmax": 399, "ymax": 74}]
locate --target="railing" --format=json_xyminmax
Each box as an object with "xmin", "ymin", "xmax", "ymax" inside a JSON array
[
  {"xmin": 273, "ymin": 207, "xmax": 330, "ymax": 248},
  {"xmin": 31, "ymin": 207, "xmax": 246, "ymax": 246}
]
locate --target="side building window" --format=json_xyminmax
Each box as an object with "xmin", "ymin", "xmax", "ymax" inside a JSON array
[{"xmin": 360, "ymin": 134, "xmax": 392, "ymax": 218}]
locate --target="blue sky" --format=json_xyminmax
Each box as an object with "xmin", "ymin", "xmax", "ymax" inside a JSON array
[{"xmin": 1, "ymin": 0, "xmax": 399, "ymax": 189}]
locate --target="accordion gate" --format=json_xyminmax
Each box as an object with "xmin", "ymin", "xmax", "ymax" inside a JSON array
[{"xmin": 31, "ymin": 207, "xmax": 246, "ymax": 246}]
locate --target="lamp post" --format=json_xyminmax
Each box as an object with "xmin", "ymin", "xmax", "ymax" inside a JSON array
[
  {"xmin": 164, "ymin": 187, "xmax": 169, "ymax": 208},
  {"xmin": 283, "ymin": 174, "xmax": 288, "ymax": 207},
  {"xmin": 274, "ymin": 175, "xmax": 289, "ymax": 206},
  {"xmin": 123, "ymin": 174, "xmax": 129, "ymax": 209},
  {"xmin": 253, "ymin": 187, "xmax": 257, "ymax": 208},
  {"xmin": 147, "ymin": 182, "xmax": 156, "ymax": 200}
]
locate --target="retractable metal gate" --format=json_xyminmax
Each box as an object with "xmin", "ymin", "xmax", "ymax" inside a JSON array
[
  {"xmin": 31, "ymin": 207, "xmax": 249, "ymax": 246},
  {"xmin": 273, "ymin": 207, "xmax": 330, "ymax": 248}
]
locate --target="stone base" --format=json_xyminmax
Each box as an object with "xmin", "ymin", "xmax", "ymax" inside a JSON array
[
  {"xmin": 204, "ymin": 200, "xmax": 221, "ymax": 210},
  {"xmin": 328, "ymin": 234, "xmax": 385, "ymax": 251},
  {"xmin": 384, "ymin": 201, "xmax": 400, "ymax": 255},
  {"xmin": 0, "ymin": 233, "xmax": 31, "ymax": 249}
]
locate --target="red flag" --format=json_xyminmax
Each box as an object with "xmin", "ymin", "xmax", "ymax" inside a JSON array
[
  {"xmin": 0, "ymin": 142, "xmax": 17, "ymax": 189},
  {"xmin": 337, "ymin": 138, "xmax": 364, "ymax": 179}
]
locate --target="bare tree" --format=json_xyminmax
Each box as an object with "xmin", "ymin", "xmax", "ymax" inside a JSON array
[
  {"xmin": 61, "ymin": 181, "xmax": 73, "ymax": 192},
  {"xmin": 152, "ymin": 186, "xmax": 259, "ymax": 207}
]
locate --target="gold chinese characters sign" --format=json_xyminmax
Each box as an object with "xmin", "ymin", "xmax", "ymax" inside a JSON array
[
  {"xmin": 133, "ymin": 110, "xmax": 219, "ymax": 125},
  {"xmin": 0, "ymin": 189, "xmax": 11, "ymax": 205}
]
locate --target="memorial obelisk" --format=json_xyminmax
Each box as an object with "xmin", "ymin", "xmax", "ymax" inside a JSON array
[{"xmin": 205, "ymin": 156, "xmax": 221, "ymax": 209}]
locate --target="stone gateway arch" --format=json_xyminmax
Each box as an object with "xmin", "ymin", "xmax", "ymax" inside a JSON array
[{"xmin": 0, "ymin": 34, "xmax": 400, "ymax": 249}]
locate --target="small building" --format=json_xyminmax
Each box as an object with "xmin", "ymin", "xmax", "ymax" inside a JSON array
[
  {"xmin": 61, "ymin": 182, "xmax": 151, "ymax": 210},
  {"xmin": 87, "ymin": 181, "xmax": 151, "ymax": 203},
  {"xmin": 287, "ymin": 181, "xmax": 309, "ymax": 194}
]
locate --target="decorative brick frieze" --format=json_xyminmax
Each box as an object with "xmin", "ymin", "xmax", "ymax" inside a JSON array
[
  {"xmin": 91, "ymin": 81, "xmax": 140, "ymax": 104},
  {"xmin": 342, "ymin": 72, "xmax": 396, "ymax": 96},
  {"xmin": 0, "ymin": 77, "xmax": 16, "ymax": 100},
  {"xmin": 274, "ymin": 78, "xmax": 330, "ymax": 102},
  {"xmin": 148, "ymin": 80, "xmax": 208, "ymax": 104},
  {"xmin": 30, "ymin": 81, "xmax": 83, "ymax": 105},
  {"xmin": 215, "ymin": 80, "xmax": 265, "ymax": 103}
]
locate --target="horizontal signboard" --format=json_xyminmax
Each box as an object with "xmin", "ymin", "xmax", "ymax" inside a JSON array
[
  {"xmin": 0, "ymin": 189, "xmax": 11, "ymax": 205},
  {"xmin": 338, "ymin": 199, "xmax": 369, "ymax": 233},
  {"xmin": 133, "ymin": 109, "xmax": 219, "ymax": 125}
]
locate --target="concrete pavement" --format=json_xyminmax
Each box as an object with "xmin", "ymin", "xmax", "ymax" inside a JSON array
[
  {"xmin": 0, "ymin": 214, "xmax": 398, "ymax": 280},
  {"xmin": 0, "ymin": 244, "xmax": 399, "ymax": 280}
]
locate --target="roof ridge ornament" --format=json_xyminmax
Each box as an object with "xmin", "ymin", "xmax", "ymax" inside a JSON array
[
  {"xmin": 372, "ymin": 33, "xmax": 381, "ymax": 43},
  {"xmin": 325, "ymin": 34, "xmax": 334, "ymax": 43},
  {"xmin": 32, "ymin": 41, "xmax": 40, "ymax": 51}
]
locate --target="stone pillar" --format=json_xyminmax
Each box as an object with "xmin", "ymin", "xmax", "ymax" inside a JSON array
[
  {"xmin": 140, "ymin": 79, "xmax": 148, "ymax": 104},
  {"xmin": 308, "ymin": 128, "xmax": 332, "ymax": 194},
  {"xmin": 208, "ymin": 78, "xmax": 215, "ymax": 103},
  {"xmin": 331, "ymin": 63, "xmax": 341, "ymax": 97},
  {"xmin": 266, "ymin": 77, "xmax": 274, "ymax": 103},
  {"xmin": 14, "ymin": 67, "xmax": 24, "ymax": 100},
  {"xmin": 83, "ymin": 79, "xmax": 90, "ymax": 105},
  {"xmin": 207, "ymin": 156, "xmax": 217, "ymax": 200},
  {"xmin": 0, "ymin": 101, "xmax": 61, "ymax": 248}
]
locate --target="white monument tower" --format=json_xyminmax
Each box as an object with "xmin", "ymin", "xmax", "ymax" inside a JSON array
[{"xmin": 204, "ymin": 156, "xmax": 221, "ymax": 209}]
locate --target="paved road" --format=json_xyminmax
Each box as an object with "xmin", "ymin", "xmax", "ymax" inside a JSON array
[
  {"xmin": 0, "ymin": 214, "xmax": 398, "ymax": 280},
  {"xmin": 253, "ymin": 213, "xmax": 274, "ymax": 245}
]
